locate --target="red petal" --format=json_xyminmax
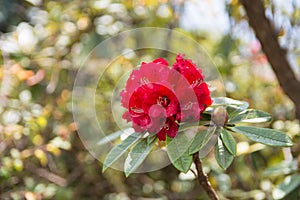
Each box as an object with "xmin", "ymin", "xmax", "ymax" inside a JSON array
[
  {"xmin": 166, "ymin": 118, "xmax": 179, "ymax": 138},
  {"xmin": 152, "ymin": 58, "xmax": 169, "ymax": 66},
  {"xmin": 157, "ymin": 129, "xmax": 166, "ymax": 141}
]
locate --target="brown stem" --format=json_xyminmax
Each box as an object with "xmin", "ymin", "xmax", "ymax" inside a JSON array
[
  {"xmin": 193, "ymin": 152, "xmax": 219, "ymax": 200},
  {"xmin": 240, "ymin": 0, "xmax": 300, "ymax": 119}
]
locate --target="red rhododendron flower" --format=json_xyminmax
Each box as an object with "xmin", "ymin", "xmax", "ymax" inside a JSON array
[
  {"xmin": 120, "ymin": 54, "xmax": 212, "ymax": 141},
  {"xmin": 172, "ymin": 54, "xmax": 213, "ymax": 121}
]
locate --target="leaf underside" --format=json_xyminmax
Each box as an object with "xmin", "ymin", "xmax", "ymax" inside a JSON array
[
  {"xmin": 229, "ymin": 109, "xmax": 272, "ymax": 124},
  {"xmin": 102, "ymin": 133, "xmax": 141, "ymax": 172},
  {"xmin": 124, "ymin": 137, "xmax": 156, "ymax": 177}
]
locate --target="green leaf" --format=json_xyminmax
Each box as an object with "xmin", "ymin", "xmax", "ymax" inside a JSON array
[
  {"xmin": 272, "ymin": 174, "xmax": 300, "ymax": 200},
  {"xmin": 97, "ymin": 129, "xmax": 129, "ymax": 146},
  {"xmin": 199, "ymin": 125, "xmax": 218, "ymax": 151},
  {"xmin": 189, "ymin": 130, "xmax": 210, "ymax": 155},
  {"xmin": 198, "ymin": 125, "xmax": 221, "ymax": 158},
  {"xmin": 178, "ymin": 120, "xmax": 210, "ymax": 132},
  {"xmin": 284, "ymin": 189, "xmax": 299, "ymax": 200},
  {"xmin": 147, "ymin": 133, "xmax": 157, "ymax": 145},
  {"xmin": 212, "ymin": 97, "xmax": 249, "ymax": 108},
  {"xmin": 229, "ymin": 109, "xmax": 272, "ymax": 124},
  {"xmin": 124, "ymin": 138, "xmax": 156, "ymax": 177},
  {"xmin": 231, "ymin": 126, "xmax": 293, "ymax": 147},
  {"xmin": 212, "ymin": 97, "xmax": 249, "ymax": 118},
  {"xmin": 102, "ymin": 133, "xmax": 141, "ymax": 172},
  {"xmin": 166, "ymin": 132, "xmax": 192, "ymax": 173},
  {"xmin": 220, "ymin": 129, "xmax": 236, "ymax": 155},
  {"xmin": 214, "ymin": 137, "xmax": 234, "ymax": 170},
  {"xmin": 172, "ymin": 149, "xmax": 193, "ymax": 173},
  {"xmin": 201, "ymin": 112, "xmax": 212, "ymax": 121},
  {"xmin": 226, "ymin": 105, "xmax": 246, "ymax": 118},
  {"xmin": 263, "ymin": 160, "xmax": 298, "ymax": 177}
]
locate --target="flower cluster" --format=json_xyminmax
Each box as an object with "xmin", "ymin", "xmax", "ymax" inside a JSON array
[{"xmin": 121, "ymin": 54, "xmax": 212, "ymax": 141}]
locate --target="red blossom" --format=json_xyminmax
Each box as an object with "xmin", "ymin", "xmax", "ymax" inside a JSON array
[
  {"xmin": 120, "ymin": 54, "xmax": 212, "ymax": 141},
  {"xmin": 172, "ymin": 54, "xmax": 204, "ymax": 84}
]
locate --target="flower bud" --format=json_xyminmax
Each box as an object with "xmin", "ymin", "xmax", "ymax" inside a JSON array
[{"xmin": 212, "ymin": 106, "xmax": 228, "ymax": 127}]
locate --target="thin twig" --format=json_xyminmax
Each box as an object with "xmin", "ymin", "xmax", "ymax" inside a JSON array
[
  {"xmin": 193, "ymin": 152, "xmax": 219, "ymax": 200},
  {"xmin": 24, "ymin": 162, "xmax": 67, "ymax": 187},
  {"xmin": 190, "ymin": 168, "xmax": 197, "ymax": 178}
]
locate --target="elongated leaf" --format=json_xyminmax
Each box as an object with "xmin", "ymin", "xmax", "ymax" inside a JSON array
[
  {"xmin": 97, "ymin": 128, "xmax": 131, "ymax": 146},
  {"xmin": 199, "ymin": 124, "xmax": 217, "ymax": 151},
  {"xmin": 214, "ymin": 137, "xmax": 234, "ymax": 169},
  {"xmin": 284, "ymin": 189, "xmax": 299, "ymax": 200},
  {"xmin": 147, "ymin": 134, "xmax": 157, "ymax": 145},
  {"xmin": 226, "ymin": 105, "xmax": 245, "ymax": 118},
  {"xmin": 173, "ymin": 149, "xmax": 193, "ymax": 173},
  {"xmin": 229, "ymin": 109, "xmax": 272, "ymax": 124},
  {"xmin": 220, "ymin": 129, "xmax": 236, "ymax": 155},
  {"xmin": 189, "ymin": 130, "xmax": 210, "ymax": 155},
  {"xmin": 231, "ymin": 126, "xmax": 293, "ymax": 147},
  {"xmin": 212, "ymin": 97, "xmax": 249, "ymax": 119},
  {"xmin": 166, "ymin": 132, "xmax": 192, "ymax": 172},
  {"xmin": 263, "ymin": 160, "xmax": 298, "ymax": 177},
  {"xmin": 178, "ymin": 120, "xmax": 210, "ymax": 132},
  {"xmin": 201, "ymin": 113, "xmax": 212, "ymax": 121},
  {"xmin": 102, "ymin": 133, "xmax": 141, "ymax": 172},
  {"xmin": 272, "ymin": 174, "xmax": 300, "ymax": 200},
  {"xmin": 198, "ymin": 124, "xmax": 221, "ymax": 158},
  {"xmin": 212, "ymin": 97, "xmax": 249, "ymax": 108},
  {"xmin": 124, "ymin": 138, "xmax": 156, "ymax": 177}
]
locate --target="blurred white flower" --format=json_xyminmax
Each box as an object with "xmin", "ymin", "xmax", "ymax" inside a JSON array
[{"xmin": 17, "ymin": 22, "xmax": 38, "ymax": 53}]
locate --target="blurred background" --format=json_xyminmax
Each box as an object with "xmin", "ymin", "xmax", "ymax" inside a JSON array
[{"xmin": 0, "ymin": 0, "xmax": 300, "ymax": 199}]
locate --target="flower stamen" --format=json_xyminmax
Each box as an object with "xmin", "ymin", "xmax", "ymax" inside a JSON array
[
  {"xmin": 157, "ymin": 96, "xmax": 170, "ymax": 107},
  {"xmin": 130, "ymin": 107, "xmax": 144, "ymax": 113},
  {"xmin": 192, "ymin": 78, "xmax": 203, "ymax": 88}
]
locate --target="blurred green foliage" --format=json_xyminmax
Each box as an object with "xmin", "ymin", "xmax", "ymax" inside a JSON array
[{"xmin": 0, "ymin": 0, "xmax": 300, "ymax": 199}]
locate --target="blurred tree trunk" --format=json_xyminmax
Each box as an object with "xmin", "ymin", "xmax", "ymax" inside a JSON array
[{"xmin": 240, "ymin": 0, "xmax": 300, "ymax": 120}]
